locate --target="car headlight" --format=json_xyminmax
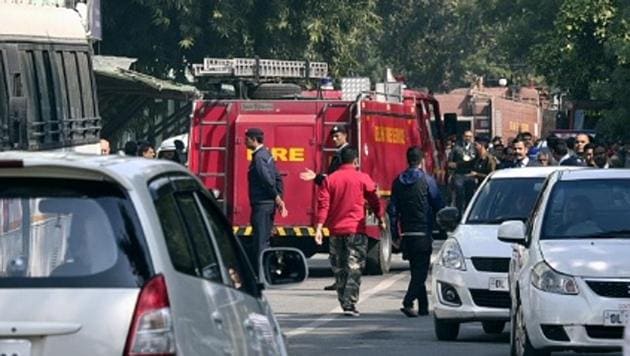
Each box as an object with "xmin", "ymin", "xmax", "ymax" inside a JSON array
[
  {"xmin": 438, "ymin": 239, "xmax": 466, "ymax": 271},
  {"xmin": 531, "ymin": 262, "xmax": 579, "ymax": 295}
]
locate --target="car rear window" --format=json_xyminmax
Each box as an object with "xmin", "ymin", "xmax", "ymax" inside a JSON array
[
  {"xmin": 0, "ymin": 178, "xmax": 151, "ymax": 288},
  {"xmin": 467, "ymin": 178, "xmax": 545, "ymax": 224}
]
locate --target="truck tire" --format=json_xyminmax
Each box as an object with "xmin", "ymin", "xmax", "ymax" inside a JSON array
[
  {"xmin": 364, "ymin": 219, "xmax": 392, "ymax": 275},
  {"xmin": 249, "ymin": 83, "xmax": 302, "ymax": 99}
]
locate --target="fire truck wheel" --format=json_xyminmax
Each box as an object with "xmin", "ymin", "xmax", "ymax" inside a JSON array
[
  {"xmin": 364, "ymin": 222, "xmax": 392, "ymax": 275},
  {"xmin": 249, "ymin": 83, "xmax": 302, "ymax": 99}
]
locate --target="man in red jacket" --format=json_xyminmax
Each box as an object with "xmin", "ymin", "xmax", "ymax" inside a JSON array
[{"xmin": 314, "ymin": 148, "xmax": 384, "ymax": 317}]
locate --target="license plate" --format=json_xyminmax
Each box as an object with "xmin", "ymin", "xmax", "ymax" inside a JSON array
[
  {"xmin": 604, "ymin": 310, "xmax": 629, "ymax": 326},
  {"xmin": 488, "ymin": 277, "xmax": 508, "ymax": 291},
  {"xmin": 0, "ymin": 339, "xmax": 31, "ymax": 356}
]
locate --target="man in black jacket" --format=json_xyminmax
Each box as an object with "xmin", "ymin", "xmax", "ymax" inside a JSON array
[
  {"xmin": 245, "ymin": 128, "xmax": 288, "ymax": 275},
  {"xmin": 388, "ymin": 147, "xmax": 444, "ymax": 317},
  {"xmin": 300, "ymin": 124, "xmax": 352, "ymax": 291}
]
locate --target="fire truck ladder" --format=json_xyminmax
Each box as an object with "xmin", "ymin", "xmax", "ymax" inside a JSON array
[{"xmin": 197, "ymin": 103, "xmax": 231, "ymax": 213}]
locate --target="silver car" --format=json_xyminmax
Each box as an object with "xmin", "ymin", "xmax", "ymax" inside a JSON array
[{"xmin": 0, "ymin": 151, "xmax": 306, "ymax": 355}]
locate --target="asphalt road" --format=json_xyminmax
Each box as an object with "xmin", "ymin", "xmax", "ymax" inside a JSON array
[{"xmin": 265, "ymin": 252, "xmax": 623, "ymax": 356}]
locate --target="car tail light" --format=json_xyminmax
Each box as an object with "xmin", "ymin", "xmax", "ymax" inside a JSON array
[{"xmin": 124, "ymin": 274, "xmax": 176, "ymax": 356}]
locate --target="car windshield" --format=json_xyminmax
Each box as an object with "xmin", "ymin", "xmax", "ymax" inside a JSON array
[
  {"xmin": 466, "ymin": 178, "xmax": 544, "ymax": 224},
  {"xmin": 541, "ymin": 179, "xmax": 630, "ymax": 239},
  {"xmin": 0, "ymin": 178, "xmax": 151, "ymax": 287}
]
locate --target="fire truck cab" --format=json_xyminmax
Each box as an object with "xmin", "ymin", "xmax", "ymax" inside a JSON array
[{"xmin": 188, "ymin": 58, "xmax": 447, "ymax": 274}]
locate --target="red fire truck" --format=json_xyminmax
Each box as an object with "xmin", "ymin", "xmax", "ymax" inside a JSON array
[{"xmin": 187, "ymin": 58, "xmax": 447, "ymax": 274}]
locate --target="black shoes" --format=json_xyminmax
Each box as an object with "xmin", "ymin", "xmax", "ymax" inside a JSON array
[
  {"xmin": 400, "ymin": 307, "xmax": 419, "ymax": 318},
  {"xmin": 400, "ymin": 306, "xmax": 429, "ymax": 317},
  {"xmin": 323, "ymin": 283, "xmax": 337, "ymax": 291},
  {"xmin": 342, "ymin": 305, "xmax": 360, "ymax": 317}
]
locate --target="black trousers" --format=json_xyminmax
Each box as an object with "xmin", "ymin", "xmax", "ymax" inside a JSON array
[
  {"xmin": 451, "ymin": 174, "xmax": 476, "ymax": 213},
  {"xmin": 402, "ymin": 237, "xmax": 432, "ymax": 311},
  {"xmin": 249, "ymin": 202, "xmax": 275, "ymax": 275}
]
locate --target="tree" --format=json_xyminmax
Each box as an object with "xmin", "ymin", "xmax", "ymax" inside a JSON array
[{"xmin": 101, "ymin": 0, "xmax": 381, "ymax": 79}]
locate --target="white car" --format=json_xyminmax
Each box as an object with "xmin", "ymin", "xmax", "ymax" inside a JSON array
[
  {"xmin": 499, "ymin": 169, "xmax": 630, "ymax": 356},
  {"xmin": 432, "ymin": 167, "xmax": 574, "ymax": 341},
  {"xmin": 0, "ymin": 151, "xmax": 306, "ymax": 355}
]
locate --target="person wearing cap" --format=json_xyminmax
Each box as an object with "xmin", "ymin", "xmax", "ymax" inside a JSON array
[
  {"xmin": 157, "ymin": 141, "xmax": 182, "ymax": 163},
  {"xmin": 300, "ymin": 124, "xmax": 351, "ymax": 185},
  {"xmin": 300, "ymin": 124, "xmax": 352, "ymax": 291},
  {"xmin": 245, "ymin": 127, "xmax": 288, "ymax": 275}
]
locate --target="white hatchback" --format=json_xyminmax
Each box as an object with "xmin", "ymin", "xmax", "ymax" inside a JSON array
[
  {"xmin": 431, "ymin": 167, "xmax": 574, "ymax": 341},
  {"xmin": 499, "ymin": 169, "xmax": 630, "ymax": 355},
  {"xmin": 0, "ymin": 151, "xmax": 306, "ymax": 356}
]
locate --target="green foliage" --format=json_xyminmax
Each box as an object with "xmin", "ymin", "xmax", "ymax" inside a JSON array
[{"xmin": 100, "ymin": 0, "xmax": 630, "ymax": 139}]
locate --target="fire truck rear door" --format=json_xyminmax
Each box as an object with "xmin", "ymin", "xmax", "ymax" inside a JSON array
[{"xmin": 233, "ymin": 115, "xmax": 318, "ymax": 229}]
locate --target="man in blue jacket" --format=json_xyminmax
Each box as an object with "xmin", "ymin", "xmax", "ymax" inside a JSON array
[
  {"xmin": 388, "ymin": 146, "xmax": 444, "ymax": 317},
  {"xmin": 245, "ymin": 128, "xmax": 288, "ymax": 275}
]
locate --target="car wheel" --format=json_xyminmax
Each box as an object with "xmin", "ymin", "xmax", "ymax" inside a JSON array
[
  {"xmin": 434, "ymin": 315, "xmax": 460, "ymax": 341},
  {"xmin": 513, "ymin": 298, "xmax": 549, "ymax": 356},
  {"xmin": 482, "ymin": 321, "xmax": 506, "ymax": 334}
]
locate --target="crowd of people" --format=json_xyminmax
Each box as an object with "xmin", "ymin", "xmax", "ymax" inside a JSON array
[
  {"xmin": 445, "ymin": 130, "xmax": 628, "ymax": 211},
  {"xmin": 99, "ymin": 138, "xmax": 187, "ymax": 164}
]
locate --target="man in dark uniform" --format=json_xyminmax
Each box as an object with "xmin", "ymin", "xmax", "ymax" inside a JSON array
[
  {"xmin": 300, "ymin": 124, "xmax": 352, "ymax": 291},
  {"xmin": 388, "ymin": 147, "xmax": 444, "ymax": 317},
  {"xmin": 245, "ymin": 128, "xmax": 288, "ymax": 275},
  {"xmin": 300, "ymin": 124, "xmax": 351, "ymax": 184}
]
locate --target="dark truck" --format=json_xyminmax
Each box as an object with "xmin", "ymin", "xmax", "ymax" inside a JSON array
[{"xmin": 0, "ymin": 1, "xmax": 100, "ymax": 152}]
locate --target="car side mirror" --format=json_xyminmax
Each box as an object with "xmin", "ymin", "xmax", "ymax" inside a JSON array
[
  {"xmin": 436, "ymin": 207, "xmax": 460, "ymax": 232},
  {"xmin": 497, "ymin": 220, "xmax": 526, "ymax": 245},
  {"xmin": 260, "ymin": 247, "xmax": 308, "ymax": 287}
]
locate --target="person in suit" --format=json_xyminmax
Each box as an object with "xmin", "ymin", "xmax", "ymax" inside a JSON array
[{"xmin": 512, "ymin": 139, "xmax": 540, "ymax": 167}]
